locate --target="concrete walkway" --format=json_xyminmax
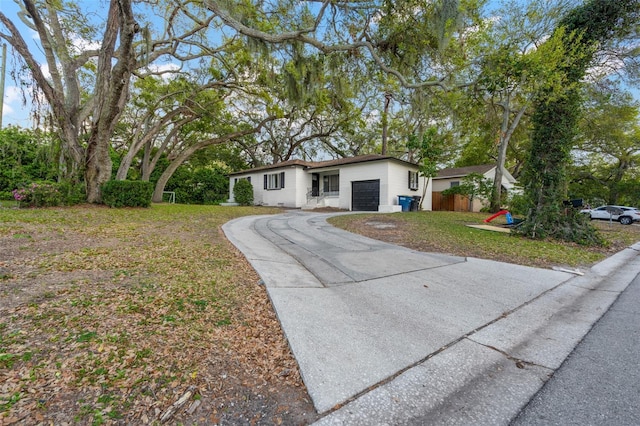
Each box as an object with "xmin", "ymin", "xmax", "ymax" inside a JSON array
[{"xmin": 222, "ymin": 211, "xmax": 640, "ymax": 424}]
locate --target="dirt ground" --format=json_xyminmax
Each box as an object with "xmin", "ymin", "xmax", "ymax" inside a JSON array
[{"xmin": 0, "ymin": 205, "xmax": 318, "ymax": 426}]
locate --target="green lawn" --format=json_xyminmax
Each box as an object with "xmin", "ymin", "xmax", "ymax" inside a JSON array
[{"xmin": 328, "ymin": 211, "xmax": 640, "ymax": 268}]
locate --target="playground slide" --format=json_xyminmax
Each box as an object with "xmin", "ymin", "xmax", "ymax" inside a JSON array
[{"xmin": 483, "ymin": 210, "xmax": 510, "ymax": 223}]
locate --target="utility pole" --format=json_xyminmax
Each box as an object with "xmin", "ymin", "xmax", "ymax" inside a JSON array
[{"xmin": 0, "ymin": 43, "xmax": 6, "ymax": 129}]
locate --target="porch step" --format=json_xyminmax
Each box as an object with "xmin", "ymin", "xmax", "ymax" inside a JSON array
[{"xmin": 303, "ymin": 198, "xmax": 324, "ymax": 210}]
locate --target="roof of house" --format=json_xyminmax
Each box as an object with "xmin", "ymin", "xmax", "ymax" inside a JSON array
[
  {"xmin": 229, "ymin": 154, "xmax": 417, "ymax": 175},
  {"xmin": 229, "ymin": 159, "xmax": 310, "ymax": 175},
  {"xmin": 433, "ymin": 164, "xmax": 495, "ymax": 179}
]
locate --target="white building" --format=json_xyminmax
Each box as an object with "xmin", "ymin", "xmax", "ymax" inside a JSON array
[{"xmin": 228, "ymin": 154, "xmax": 432, "ymax": 212}]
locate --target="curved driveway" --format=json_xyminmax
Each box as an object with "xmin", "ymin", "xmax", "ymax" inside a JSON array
[{"xmin": 223, "ymin": 211, "xmax": 640, "ymax": 423}]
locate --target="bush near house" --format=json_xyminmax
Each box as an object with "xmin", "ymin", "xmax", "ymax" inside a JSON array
[{"xmin": 233, "ymin": 179, "xmax": 254, "ymax": 206}]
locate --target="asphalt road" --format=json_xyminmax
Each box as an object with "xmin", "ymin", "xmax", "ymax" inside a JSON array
[{"xmin": 511, "ymin": 268, "xmax": 640, "ymax": 425}]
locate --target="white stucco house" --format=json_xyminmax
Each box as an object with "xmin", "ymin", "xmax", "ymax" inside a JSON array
[
  {"xmin": 228, "ymin": 154, "xmax": 432, "ymax": 212},
  {"xmin": 432, "ymin": 164, "xmax": 519, "ymax": 212}
]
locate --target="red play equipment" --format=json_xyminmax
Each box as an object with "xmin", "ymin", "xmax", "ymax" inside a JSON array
[{"xmin": 483, "ymin": 209, "xmax": 513, "ymax": 224}]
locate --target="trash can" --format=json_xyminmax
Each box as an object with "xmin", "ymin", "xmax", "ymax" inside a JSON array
[
  {"xmin": 411, "ymin": 195, "xmax": 421, "ymax": 211},
  {"xmin": 398, "ymin": 195, "xmax": 412, "ymax": 212}
]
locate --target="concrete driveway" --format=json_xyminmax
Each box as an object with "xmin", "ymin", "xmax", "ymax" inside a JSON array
[{"xmin": 223, "ymin": 211, "xmax": 640, "ymax": 424}]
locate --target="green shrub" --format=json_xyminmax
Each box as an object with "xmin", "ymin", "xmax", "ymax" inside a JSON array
[
  {"xmin": 10, "ymin": 182, "xmax": 86, "ymax": 207},
  {"xmin": 11, "ymin": 181, "xmax": 85, "ymax": 207},
  {"xmin": 101, "ymin": 180, "xmax": 153, "ymax": 208},
  {"xmin": 0, "ymin": 127, "xmax": 59, "ymax": 195},
  {"xmin": 165, "ymin": 165, "xmax": 230, "ymax": 205},
  {"xmin": 506, "ymin": 192, "xmax": 529, "ymax": 216},
  {"xmin": 12, "ymin": 182, "xmax": 62, "ymax": 207},
  {"xmin": 233, "ymin": 179, "xmax": 253, "ymax": 206},
  {"xmin": 58, "ymin": 180, "xmax": 86, "ymax": 205}
]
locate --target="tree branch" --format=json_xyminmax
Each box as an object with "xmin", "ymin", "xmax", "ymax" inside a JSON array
[{"xmin": 204, "ymin": 0, "xmax": 453, "ymax": 90}]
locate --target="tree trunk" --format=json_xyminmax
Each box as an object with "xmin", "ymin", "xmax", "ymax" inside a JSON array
[
  {"xmin": 141, "ymin": 140, "xmax": 152, "ymax": 181},
  {"xmin": 490, "ymin": 98, "xmax": 527, "ymax": 212},
  {"xmin": 86, "ymin": 0, "xmax": 137, "ymax": 201},
  {"xmin": 117, "ymin": 112, "xmax": 188, "ymax": 180},
  {"xmin": 518, "ymin": 0, "xmax": 636, "ymax": 244},
  {"xmin": 608, "ymin": 160, "xmax": 629, "ymax": 204},
  {"xmin": 152, "ymin": 116, "xmax": 277, "ymax": 201},
  {"xmin": 85, "ymin": 133, "xmax": 113, "ymax": 203},
  {"xmin": 418, "ymin": 176, "xmax": 430, "ymax": 210},
  {"xmin": 152, "ymin": 145, "xmax": 201, "ymax": 202},
  {"xmin": 491, "ymin": 101, "xmax": 510, "ymax": 212},
  {"xmin": 143, "ymin": 126, "xmax": 181, "ymax": 181},
  {"xmin": 0, "ymin": 6, "xmax": 85, "ymax": 179}
]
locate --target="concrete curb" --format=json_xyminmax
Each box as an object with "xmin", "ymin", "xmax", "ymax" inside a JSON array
[{"xmin": 312, "ymin": 243, "xmax": 640, "ymax": 425}]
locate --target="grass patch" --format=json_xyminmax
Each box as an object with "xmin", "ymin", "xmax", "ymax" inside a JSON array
[
  {"xmin": 0, "ymin": 392, "xmax": 22, "ymax": 411},
  {"xmin": 328, "ymin": 211, "xmax": 640, "ymax": 268},
  {"xmin": 0, "ymin": 200, "xmax": 19, "ymax": 209},
  {"xmin": 0, "ymin": 353, "xmax": 18, "ymax": 368},
  {"xmin": 0, "ymin": 204, "xmax": 308, "ymax": 424},
  {"xmin": 76, "ymin": 330, "xmax": 98, "ymax": 343}
]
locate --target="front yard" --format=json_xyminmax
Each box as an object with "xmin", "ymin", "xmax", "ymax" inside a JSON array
[
  {"xmin": 329, "ymin": 211, "xmax": 640, "ymax": 269},
  {"xmin": 0, "ymin": 204, "xmax": 316, "ymax": 425},
  {"xmin": 2, "ymin": 206, "xmax": 638, "ymax": 425}
]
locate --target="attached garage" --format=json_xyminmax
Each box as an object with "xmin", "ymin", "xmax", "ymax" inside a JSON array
[
  {"xmin": 229, "ymin": 154, "xmax": 432, "ymax": 211},
  {"xmin": 351, "ymin": 180, "xmax": 380, "ymax": 211}
]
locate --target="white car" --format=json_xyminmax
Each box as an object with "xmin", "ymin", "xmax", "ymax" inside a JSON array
[{"xmin": 581, "ymin": 205, "xmax": 640, "ymax": 225}]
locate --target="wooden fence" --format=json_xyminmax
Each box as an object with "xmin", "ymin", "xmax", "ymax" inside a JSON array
[{"xmin": 432, "ymin": 192, "xmax": 471, "ymax": 212}]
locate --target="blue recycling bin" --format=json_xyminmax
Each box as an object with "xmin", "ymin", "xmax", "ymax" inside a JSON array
[{"xmin": 398, "ymin": 195, "xmax": 412, "ymax": 212}]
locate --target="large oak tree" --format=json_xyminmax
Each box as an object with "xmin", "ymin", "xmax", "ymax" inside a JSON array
[{"xmin": 0, "ymin": 0, "xmax": 139, "ymax": 202}]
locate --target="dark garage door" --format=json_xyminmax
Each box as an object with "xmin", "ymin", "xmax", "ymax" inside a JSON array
[{"xmin": 352, "ymin": 180, "xmax": 380, "ymax": 211}]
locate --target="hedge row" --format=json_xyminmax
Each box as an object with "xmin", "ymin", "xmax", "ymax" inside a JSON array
[{"xmin": 101, "ymin": 180, "xmax": 154, "ymax": 208}]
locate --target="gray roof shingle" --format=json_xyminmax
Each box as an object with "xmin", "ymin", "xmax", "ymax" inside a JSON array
[{"xmin": 434, "ymin": 164, "xmax": 495, "ymax": 179}]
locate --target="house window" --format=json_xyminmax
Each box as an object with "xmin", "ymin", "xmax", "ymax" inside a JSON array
[
  {"xmin": 450, "ymin": 181, "xmax": 460, "ymax": 188},
  {"xmin": 323, "ymin": 174, "xmax": 339, "ymax": 195},
  {"xmin": 264, "ymin": 172, "xmax": 285, "ymax": 190},
  {"xmin": 408, "ymin": 171, "xmax": 419, "ymax": 191}
]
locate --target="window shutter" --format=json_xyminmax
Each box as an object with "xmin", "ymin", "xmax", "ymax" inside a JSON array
[
  {"xmin": 280, "ymin": 172, "xmax": 285, "ymax": 188},
  {"xmin": 247, "ymin": 176, "xmax": 251, "ymax": 183},
  {"xmin": 264, "ymin": 174, "xmax": 267, "ymax": 190},
  {"xmin": 408, "ymin": 170, "xmax": 411, "ymax": 189}
]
